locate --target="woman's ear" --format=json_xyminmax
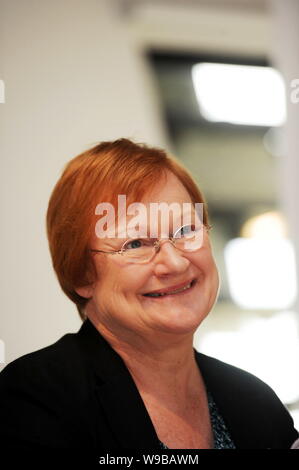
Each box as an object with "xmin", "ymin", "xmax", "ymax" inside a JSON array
[{"xmin": 75, "ymin": 285, "xmax": 94, "ymax": 299}]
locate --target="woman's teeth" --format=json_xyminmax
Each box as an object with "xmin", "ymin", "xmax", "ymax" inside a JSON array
[{"xmin": 144, "ymin": 281, "xmax": 194, "ymax": 297}]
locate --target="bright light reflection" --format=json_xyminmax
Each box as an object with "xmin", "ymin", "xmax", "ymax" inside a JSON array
[
  {"xmin": 192, "ymin": 63, "xmax": 286, "ymax": 127},
  {"xmin": 224, "ymin": 238, "xmax": 297, "ymax": 310},
  {"xmin": 199, "ymin": 311, "xmax": 299, "ymax": 404},
  {"xmin": 241, "ymin": 211, "xmax": 287, "ymax": 239}
]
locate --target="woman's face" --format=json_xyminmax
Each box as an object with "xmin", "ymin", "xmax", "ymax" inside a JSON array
[{"xmin": 79, "ymin": 171, "xmax": 219, "ymax": 339}]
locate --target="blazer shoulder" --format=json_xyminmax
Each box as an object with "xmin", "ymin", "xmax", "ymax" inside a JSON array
[
  {"xmin": 195, "ymin": 351, "xmax": 298, "ymax": 448},
  {"xmin": 195, "ymin": 350, "xmax": 289, "ymax": 409},
  {"xmin": 0, "ymin": 331, "xmax": 82, "ymax": 384},
  {"xmin": 195, "ymin": 350, "xmax": 272, "ymax": 391},
  {"xmin": 0, "ymin": 332, "xmax": 92, "ymax": 450}
]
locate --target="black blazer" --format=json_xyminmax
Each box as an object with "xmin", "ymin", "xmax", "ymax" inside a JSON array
[{"xmin": 0, "ymin": 318, "xmax": 297, "ymax": 451}]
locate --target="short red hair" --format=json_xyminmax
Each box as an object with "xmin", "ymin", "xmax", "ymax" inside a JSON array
[{"xmin": 46, "ymin": 138, "xmax": 209, "ymax": 320}]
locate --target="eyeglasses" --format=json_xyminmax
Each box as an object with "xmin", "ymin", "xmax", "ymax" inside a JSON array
[{"xmin": 90, "ymin": 223, "xmax": 212, "ymax": 264}]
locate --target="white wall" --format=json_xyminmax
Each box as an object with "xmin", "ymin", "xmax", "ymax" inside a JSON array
[{"xmin": 0, "ymin": 0, "xmax": 167, "ymax": 369}]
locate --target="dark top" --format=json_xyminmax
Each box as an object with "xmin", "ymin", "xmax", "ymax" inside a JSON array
[
  {"xmin": 207, "ymin": 390, "xmax": 236, "ymax": 449},
  {"xmin": 0, "ymin": 318, "xmax": 297, "ymax": 452},
  {"xmin": 159, "ymin": 390, "xmax": 236, "ymax": 449}
]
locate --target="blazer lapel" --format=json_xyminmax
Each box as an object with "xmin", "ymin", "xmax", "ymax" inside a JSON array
[
  {"xmin": 76, "ymin": 319, "xmax": 160, "ymax": 449},
  {"xmin": 194, "ymin": 350, "xmax": 263, "ymax": 449}
]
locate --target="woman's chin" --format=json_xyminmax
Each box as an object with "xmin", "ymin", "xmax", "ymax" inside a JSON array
[{"xmin": 148, "ymin": 308, "xmax": 207, "ymax": 336}]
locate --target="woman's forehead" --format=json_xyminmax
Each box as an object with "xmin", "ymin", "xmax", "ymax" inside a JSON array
[
  {"xmin": 140, "ymin": 171, "xmax": 192, "ymax": 205},
  {"xmin": 92, "ymin": 171, "xmax": 203, "ymax": 241}
]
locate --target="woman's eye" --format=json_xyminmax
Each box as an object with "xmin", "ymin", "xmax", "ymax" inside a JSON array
[
  {"xmin": 124, "ymin": 239, "xmax": 144, "ymax": 250},
  {"xmin": 176, "ymin": 225, "xmax": 195, "ymax": 237}
]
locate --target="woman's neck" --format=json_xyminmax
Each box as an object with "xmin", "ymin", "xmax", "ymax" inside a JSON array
[
  {"xmin": 124, "ymin": 350, "xmax": 202, "ymax": 406},
  {"xmin": 90, "ymin": 315, "xmax": 201, "ymax": 401}
]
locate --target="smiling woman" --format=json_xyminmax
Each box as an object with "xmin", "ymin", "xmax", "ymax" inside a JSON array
[
  {"xmin": 0, "ymin": 138, "xmax": 298, "ymax": 453},
  {"xmin": 79, "ymin": 170, "xmax": 218, "ymax": 341}
]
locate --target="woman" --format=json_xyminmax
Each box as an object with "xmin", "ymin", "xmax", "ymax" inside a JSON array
[{"xmin": 0, "ymin": 138, "xmax": 297, "ymax": 451}]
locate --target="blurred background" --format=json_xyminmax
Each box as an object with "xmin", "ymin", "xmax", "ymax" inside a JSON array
[{"xmin": 0, "ymin": 0, "xmax": 299, "ymax": 429}]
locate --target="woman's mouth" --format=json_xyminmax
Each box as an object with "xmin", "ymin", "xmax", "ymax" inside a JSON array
[{"xmin": 143, "ymin": 279, "xmax": 196, "ymax": 298}]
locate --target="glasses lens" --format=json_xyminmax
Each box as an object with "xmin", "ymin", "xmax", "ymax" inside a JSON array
[
  {"xmin": 173, "ymin": 224, "xmax": 204, "ymax": 251},
  {"xmin": 122, "ymin": 238, "xmax": 155, "ymax": 263}
]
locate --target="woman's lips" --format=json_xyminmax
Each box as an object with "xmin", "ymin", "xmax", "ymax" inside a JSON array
[{"xmin": 142, "ymin": 279, "xmax": 197, "ymax": 299}]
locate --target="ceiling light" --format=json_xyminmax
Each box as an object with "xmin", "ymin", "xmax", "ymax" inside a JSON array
[{"xmin": 192, "ymin": 63, "xmax": 286, "ymax": 127}]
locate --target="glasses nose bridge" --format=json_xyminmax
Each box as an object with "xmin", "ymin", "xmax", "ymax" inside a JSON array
[{"xmin": 153, "ymin": 236, "xmax": 176, "ymax": 253}]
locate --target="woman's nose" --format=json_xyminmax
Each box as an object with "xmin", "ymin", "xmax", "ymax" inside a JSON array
[{"xmin": 152, "ymin": 239, "xmax": 190, "ymax": 275}]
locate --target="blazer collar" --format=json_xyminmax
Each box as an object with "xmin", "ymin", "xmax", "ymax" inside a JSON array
[
  {"xmin": 76, "ymin": 318, "xmax": 161, "ymax": 449},
  {"xmin": 76, "ymin": 318, "xmax": 242, "ymax": 449}
]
